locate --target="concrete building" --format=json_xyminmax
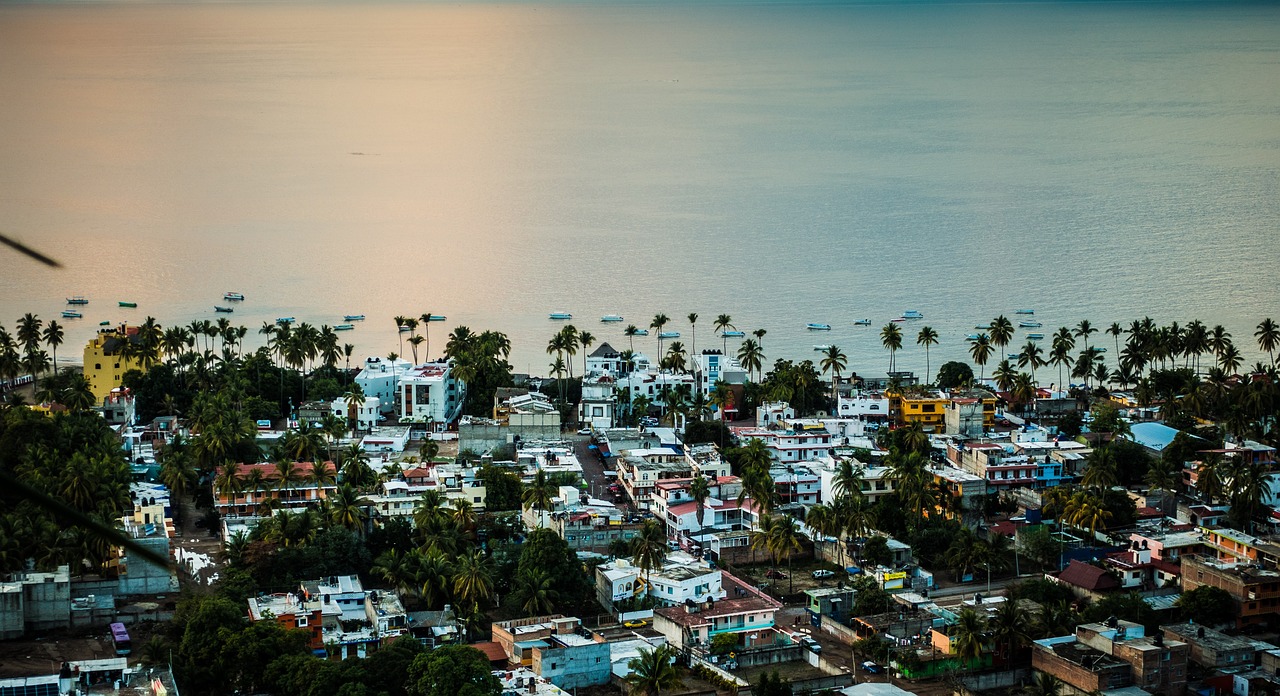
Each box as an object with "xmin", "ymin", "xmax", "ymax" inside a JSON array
[
  {"xmin": 1162, "ymin": 622, "xmax": 1258, "ymax": 669},
  {"xmin": 329, "ymin": 394, "xmax": 381, "ymax": 432},
  {"xmin": 248, "ymin": 592, "xmax": 326, "ymax": 654},
  {"xmin": 354, "ymin": 356, "xmax": 414, "ymax": 413},
  {"xmin": 595, "ymin": 554, "xmax": 725, "ymax": 610},
  {"xmin": 397, "ymin": 361, "xmax": 466, "ymax": 428},
  {"xmin": 1181, "ymin": 555, "xmax": 1280, "ymax": 628},
  {"xmin": 491, "ymin": 616, "xmax": 611, "ymax": 690},
  {"xmin": 1031, "ymin": 619, "xmax": 1188, "ymax": 696},
  {"xmin": 577, "ymin": 374, "xmax": 618, "ymax": 429},
  {"xmin": 735, "ymin": 420, "xmax": 834, "ymax": 464},
  {"xmin": 946, "ymin": 440, "xmax": 1037, "ymax": 492},
  {"xmin": 82, "ymin": 325, "xmax": 148, "ymax": 401},
  {"xmin": 651, "ymin": 572, "xmax": 781, "ymax": 651},
  {"xmin": 214, "ymin": 461, "xmax": 338, "ymax": 536}
]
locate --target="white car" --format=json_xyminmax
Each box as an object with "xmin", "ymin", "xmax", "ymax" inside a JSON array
[
  {"xmin": 577, "ymin": 428, "xmax": 592, "ymax": 435},
  {"xmin": 811, "ymin": 569, "xmax": 836, "ymax": 579}
]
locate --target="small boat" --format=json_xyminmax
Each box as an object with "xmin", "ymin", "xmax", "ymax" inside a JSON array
[
  {"xmin": 61, "ymin": 310, "xmax": 82, "ymax": 319},
  {"xmin": 66, "ymin": 296, "xmax": 89, "ymax": 305},
  {"xmin": 813, "ymin": 344, "xmax": 831, "ymax": 351},
  {"xmin": 1096, "ymin": 347, "xmax": 1108, "ymax": 353},
  {"xmin": 659, "ymin": 331, "xmax": 680, "ymax": 339},
  {"xmin": 99, "ymin": 320, "xmax": 110, "ymax": 326},
  {"xmin": 214, "ymin": 306, "xmax": 234, "ymax": 313},
  {"xmin": 398, "ymin": 325, "xmax": 411, "ymax": 332},
  {"xmin": 965, "ymin": 334, "xmax": 980, "ymax": 341},
  {"xmin": 277, "ymin": 317, "xmax": 295, "ymax": 324},
  {"xmin": 1014, "ymin": 309, "xmax": 1034, "ymax": 315},
  {"xmin": 853, "ymin": 319, "xmax": 872, "ymax": 326},
  {"xmin": 891, "ymin": 318, "xmax": 906, "ymax": 323},
  {"xmin": 722, "ymin": 330, "xmax": 745, "ymax": 338},
  {"xmin": 1019, "ymin": 320, "xmax": 1042, "ymax": 328},
  {"xmin": 335, "ymin": 324, "xmax": 355, "ymax": 331},
  {"xmin": 601, "ymin": 315, "xmax": 624, "ymax": 323},
  {"xmin": 807, "ymin": 323, "xmax": 832, "ymax": 331},
  {"xmin": 426, "ymin": 315, "xmax": 446, "ymax": 322},
  {"xmin": 549, "ymin": 312, "xmax": 573, "ymax": 320},
  {"xmin": 224, "ymin": 292, "xmax": 245, "ymax": 301},
  {"xmin": 975, "ymin": 325, "xmax": 992, "ymax": 330},
  {"xmin": 1027, "ymin": 333, "xmax": 1045, "ymax": 340},
  {"xmin": 633, "ymin": 329, "xmax": 650, "ymax": 336},
  {"xmin": 1007, "ymin": 353, "xmax": 1022, "ymax": 360},
  {"xmin": 343, "ymin": 314, "xmax": 365, "ymax": 321},
  {"xmin": 902, "ymin": 310, "xmax": 924, "ymax": 319},
  {"xmin": 118, "ymin": 301, "xmax": 137, "ymax": 308}
]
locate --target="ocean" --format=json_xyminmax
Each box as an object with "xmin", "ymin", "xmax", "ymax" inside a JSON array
[{"xmin": 1, "ymin": 0, "xmax": 1277, "ymax": 378}]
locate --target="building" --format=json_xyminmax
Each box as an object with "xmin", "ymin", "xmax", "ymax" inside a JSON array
[
  {"xmin": 1181, "ymin": 555, "xmax": 1280, "ymax": 628},
  {"xmin": 577, "ymin": 374, "xmax": 618, "ymax": 428},
  {"xmin": 330, "ymin": 394, "xmax": 381, "ymax": 432},
  {"xmin": 1049, "ymin": 560, "xmax": 1122, "ymax": 601},
  {"xmin": 735, "ymin": 420, "xmax": 834, "ymax": 464},
  {"xmin": 248, "ymin": 592, "xmax": 326, "ymax": 655},
  {"xmin": 1162, "ymin": 622, "xmax": 1258, "ymax": 669},
  {"xmin": 354, "ymin": 356, "xmax": 414, "ymax": 414},
  {"xmin": 214, "ymin": 461, "xmax": 338, "ymax": 536},
  {"xmin": 1103, "ymin": 540, "xmax": 1181, "ymax": 591},
  {"xmin": 398, "ymin": 361, "xmax": 466, "ymax": 428},
  {"xmin": 1031, "ymin": 619, "xmax": 1188, "ymax": 696},
  {"xmin": 595, "ymin": 554, "xmax": 725, "ymax": 611},
  {"xmin": 0, "ymin": 566, "xmax": 71, "ymax": 638},
  {"xmin": 947, "ymin": 441, "xmax": 1038, "ymax": 492},
  {"xmin": 804, "ymin": 586, "xmax": 855, "ymax": 624},
  {"xmin": 836, "ymin": 392, "xmax": 891, "ymax": 423},
  {"xmin": 651, "ymin": 572, "xmax": 781, "ymax": 651},
  {"xmin": 491, "ymin": 616, "xmax": 611, "ymax": 690},
  {"xmin": 82, "ymin": 325, "xmax": 148, "ymax": 400}
]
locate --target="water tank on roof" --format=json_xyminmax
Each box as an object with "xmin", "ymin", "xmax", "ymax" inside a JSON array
[{"xmin": 1026, "ymin": 509, "xmax": 1042, "ymax": 524}]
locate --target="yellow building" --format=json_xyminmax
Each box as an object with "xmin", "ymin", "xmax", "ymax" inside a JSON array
[
  {"xmin": 889, "ymin": 388, "xmax": 949, "ymax": 430},
  {"xmin": 83, "ymin": 327, "xmax": 146, "ymax": 401}
]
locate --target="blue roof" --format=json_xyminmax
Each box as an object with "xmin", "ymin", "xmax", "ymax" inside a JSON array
[{"xmin": 1126, "ymin": 422, "xmax": 1184, "ymax": 452}]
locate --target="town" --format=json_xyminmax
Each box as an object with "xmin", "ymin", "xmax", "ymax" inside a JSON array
[{"xmin": 2, "ymin": 310, "xmax": 1280, "ymax": 696}]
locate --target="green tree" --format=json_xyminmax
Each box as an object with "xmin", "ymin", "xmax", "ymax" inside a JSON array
[
  {"xmin": 917, "ymin": 326, "xmax": 939, "ymax": 384},
  {"xmin": 624, "ymin": 644, "xmax": 683, "ymax": 696},
  {"xmin": 950, "ymin": 608, "xmax": 987, "ymax": 661},
  {"xmin": 407, "ymin": 646, "xmax": 502, "ymax": 696},
  {"xmin": 1176, "ymin": 585, "xmax": 1237, "ymax": 627},
  {"xmin": 935, "ymin": 361, "xmax": 973, "ymax": 389},
  {"xmin": 880, "ymin": 323, "xmax": 903, "ymax": 373}
]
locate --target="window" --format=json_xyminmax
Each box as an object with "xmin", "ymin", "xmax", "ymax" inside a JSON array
[
  {"xmin": 297, "ymin": 617, "xmax": 308, "ymax": 627},
  {"xmin": 473, "ymin": 496, "xmax": 481, "ymax": 503}
]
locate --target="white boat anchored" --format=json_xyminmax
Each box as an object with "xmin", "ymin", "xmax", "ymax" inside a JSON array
[
  {"xmin": 1019, "ymin": 320, "xmax": 1043, "ymax": 328},
  {"xmin": 1014, "ymin": 309, "xmax": 1034, "ymax": 315},
  {"xmin": 224, "ymin": 292, "xmax": 245, "ymax": 301},
  {"xmin": 1027, "ymin": 333, "xmax": 1045, "ymax": 340},
  {"xmin": 61, "ymin": 310, "xmax": 82, "ymax": 319},
  {"xmin": 601, "ymin": 315, "xmax": 624, "ymax": 323},
  {"xmin": 853, "ymin": 319, "xmax": 872, "ymax": 326},
  {"xmin": 633, "ymin": 329, "xmax": 649, "ymax": 336},
  {"xmin": 902, "ymin": 310, "xmax": 924, "ymax": 319},
  {"xmin": 807, "ymin": 323, "xmax": 832, "ymax": 331},
  {"xmin": 277, "ymin": 317, "xmax": 295, "ymax": 324},
  {"xmin": 659, "ymin": 331, "xmax": 680, "ymax": 339},
  {"xmin": 335, "ymin": 324, "xmax": 355, "ymax": 331},
  {"xmin": 549, "ymin": 312, "xmax": 573, "ymax": 320},
  {"xmin": 813, "ymin": 344, "xmax": 831, "ymax": 351},
  {"xmin": 344, "ymin": 314, "xmax": 365, "ymax": 321},
  {"xmin": 722, "ymin": 330, "xmax": 745, "ymax": 338},
  {"xmin": 965, "ymin": 334, "xmax": 980, "ymax": 341}
]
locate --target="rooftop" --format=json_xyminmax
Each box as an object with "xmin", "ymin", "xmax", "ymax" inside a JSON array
[{"xmin": 1163, "ymin": 622, "xmax": 1257, "ymax": 653}]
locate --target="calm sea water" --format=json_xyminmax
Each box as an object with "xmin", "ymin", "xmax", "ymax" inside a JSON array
[{"xmin": 1, "ymin": 0, "xmax": 1278, "ymax": 378}]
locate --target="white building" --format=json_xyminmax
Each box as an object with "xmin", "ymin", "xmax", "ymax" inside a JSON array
[
  {"xmin": 837, "ymin": 392, "xmax": 891, "ymax": 422},
  {"xmin": 690, "ymin": 351, "xmax": 748, "ymax": 396},
  {"xmin": 578, "ymin": 374, "xmax": 619, "ymax": 429},
  {"xmin": 330, "ymin": 394, "xmax": 381, "ymax": 432},
  {"xmin": 398, "ymin": 361, "xmax": 466, "ymax": 428},
  {"xmin": 735, "ymin": 420, "xmax": 834, "ymax": 464},
  {"xmin": 354, "ymin": 356, "xmax": 414, "ymax": 413},
  {"xmin": 595, "ymin": 554, "xmax": 725, "ymax": 608}
]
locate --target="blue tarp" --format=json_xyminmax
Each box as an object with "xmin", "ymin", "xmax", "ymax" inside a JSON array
[{"xmin": 845, "ymin": 566, "xmax": 862, "ymax": 575}]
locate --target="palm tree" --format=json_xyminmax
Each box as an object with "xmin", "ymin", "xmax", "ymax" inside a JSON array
[
  {"xmin": 714, "ymin": 314, "xmax": 735, "ymax": 356},
  {"xmin": 820, "ymin": 345, "xmax": 848, "ymax": 405},
  {"xmin": 752, "ymin": 328, "xmax": 767, "ymax": 353},
  {"xmin": 737, "ymin": 339, "xmax": 763, "ymax": 380},
  {"xmin": 624, "ymin": 325, "xmax": 640, "ymax": 353},
  {"xmin": 664, "ymin": 342, "xmax": 688, "ymax": 375},
  {"xmin": 62, "ymin": 374, "xmax": 96, "ymax": 412},
  {"xmin": 1219, "ymin": 343, "xmax": 1243, "ymax": 375},
  {"xmin": 631, "ymin": 519, "xmax": 668, "ymax": 582},
  {"xmin": 327, "ymin": 483, "xmax": 367, "ymax": 532},
  {"xmin": 880, "ymin": 323, "xmax": 903, "ymax": 373},
  {"xmin": 1196, "ymin": 454, "xmax": 1224, "ymax": 504},
  {"xmin": 515, "ymin": 568, "xmax": 557, "ymax": 616},
  {"xmin": 41, "ymin": 320, "xmax": 64, "ymax": 375},
  {"xmin": 1064, "ymin": 491, "xmax": 1112, "ymax": 537},
  {"xmin": 453, "ymin": 550, "xmax": 495, "ymax": 608},
  {"xmin": 394, "ymin": 315, "xmax": 409, "ymax": 356},
  {"xmin": 625, "ymin": 644, "xmax": 683, "ymax": 696},
  {"xmin": 1107, "ymin": 322, "xmax": 1124, "ymax": 358},
  {"xmin": 650, "ymin": 314, "xmax": 670, "ymax": 361},
  {"xmin": 969, "ymin": 334, "xmax": 993, "ymax": 382},
  {"xmin": 917, "ymin": 326, "xmax": 939, "ymax": 384},
  {"xmin": 344, "ymin": 384, "xmax": 366, "ymax": 434},
  {"xmin": 1074, "ymin": 320, "xmax": 1098, "ymax": 356},
  {"xmin": 993, "ymin": 360, "xmax": 1017, "ymax": 393},
  {"xmin": 1256, "ymin": 318, "xmax": 1279, "ymax": 365},
  {"xmin": 578, "ymin": 330, "xmax": 596, "ymax": 376},
  {"xmin": 989, "ymin": 316, "xmax": 1014, "ymax": 355},
  {"xmin": 989, "ymin": 597, "xmax": 1031, "ymax": 663},
  {"xmin": 690, "ymin": 475, "xmax": 711, "ymax": 530},
  {"xmin": 1018, "ymin": 341, "xmax": 1047, "ymax": 384},
  {"xmin": 521, "ymin": 470, "xmax": 557, "ymax": 522},
  {"xmin": 950, "ymin": 608, "xmax": 987, "ymax": 661},
  {"xmin": 767, "ymin": 514, "xmax": 803, "ymax": 595},
  {"xmin": 687, "ymin": 313, "xmax": 699, "ymax": 354},
  {"xmin": 1021, "ymin": 672, "xmax": 1063, "ymax": 696},
  {"xmin": 418, "ymin": 312, "xmax": 436, "ymax": 361}
]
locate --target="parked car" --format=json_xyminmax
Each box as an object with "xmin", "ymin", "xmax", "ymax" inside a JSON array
[
  {"xmin": 861, "ymin": 662, "xmax": 883, "ymax": 674},
  {"xmin": 811, "ymin": 569, "xmax": 835, "ymax": 579},
  {"xmin": 766, "ymin": 569, "xmax": 788, "ymax": 579},
  {"xmin": 623, "ymin": 619, "xmax": 648, "ymax": 628},
  {"xmin": 577, "ymin": 428, "xmax": 592, "ymax": 435},
  {"xmin": 800, "ymin": 637, "xmax": 821, "ymax": 654}
]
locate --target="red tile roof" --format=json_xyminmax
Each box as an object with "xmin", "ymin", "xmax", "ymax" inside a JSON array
[
  {"xmin": 1055, "ymin": 560, "xmax": 1121, "ymax": 592},
  {"xmin": 469, "ymin": 641, "xmax": 511, "ymax": 664},
  {"xmin": 216, "ymin": 461, "xmax": 334, "ymax": 480}
]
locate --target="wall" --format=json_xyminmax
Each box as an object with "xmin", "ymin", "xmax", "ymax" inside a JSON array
[
  {"xmin": 22, "ymin": 571, "xmax": 71, "ymax": 633},
  {"xmin": 818, "ymin": 615, "xmax": 858, "ymax": 645},
  {"xmin": 118, "ymin": 536, "xmax": 177, "ymax": 595},
  {"xmin": 0, "ymin": 586, "xmax": 23, "ymax": 639},
  {"xmin": 459, "ymin": 421, "xmax": 561, "ymax": 455},
  {"xmin": 959, "ymin": 668, "xmax": 1032, "ymax": 692},
  {"xmin": 533, "ymin": 641, "xmax": 611, "ymax": 690}
]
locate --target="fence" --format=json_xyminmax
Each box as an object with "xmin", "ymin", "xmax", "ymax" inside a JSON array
[
  {"xmin": 818, "ymin": 615, "xmax": 859, "ymax": 645},
  {"xmin": 960, "ymin": 668, "xmax": 1032, "ymax": 691}
]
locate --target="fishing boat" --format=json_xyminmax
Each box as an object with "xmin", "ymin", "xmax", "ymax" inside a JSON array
[
  {"xmin": 806, "ymin": 323, "xmax": 832, "ymax": 331},
  {"xmin": 398, "ymin": 325, "xmax": 411, "ymax": 332},
  {"xmin": 891, "ymin": 318, "xmax": 906, "ymax": 323},
  {"xmin": 118, "ymin": 301, "xmax": 137, "ymax": 308},
  {"xmin": 335, "ymin": 324, "xmax": 355, "ymax": 331},
  {"xmin": 426, "ymin": 315, "xmax": 446, "ymax": 322},
  {"xmin": 853, "ymin": 319, "xmax": 872, "ymax": 326},
  {"xmin": 1014, "ymin": 309, "xmax": 1034, "ymax": 315},
  {"xmin": 224, "ymin": 292, "xmax": 245, "ymax": 301},
  {"xmin": 1027, "ymin": 333, "xmax": 1045, "ymax": 340},
  {"xmin": 902, "ymin": 310, "xmax": 924, "ymax": 319},
  {"xmin": 813, "ymin": 344, "xmax": 831, "ymax": 351},
  {"xmin": 66, "ymin": 296, "xmax": 89, "ymax": 305},
  {"xmin": 99, "ymin": 320, "xmax": 110, "ymax": 326},
  {"xmin": 214, "ymin": 306, "xmax": 234, "ymax": 313},
  {"xmin": 658, "ymin": 331, "xmax": 680, "ymax": 339},
  {"xmin": 633, "ymin": 329, "xmax": 650, "ymax": 336},
  {"xmin": 61, "ymin": 310, "xmax": 82, "ymax": 319},
  {"xmin": 277, "ymin": 317, "xmax": 295, "ymax": 324},
  {"xmin": 965, "ymin": 334, "xmax": 980, "ymax": 341},
  {"xmin": 1019, "ymin": 320, "xmax": 1042, "ymax": 328},
  {"xmin": 722, "ymin": 330, "xmax": 745, "ymax": 338},
  {"xmin": 549, "ymin": 311, "xmax": 573, "ymax": 320},
  {"xmin": 601, "ymin": 315, "xmax": 624, "ymax": 323},
  {"xmin": 1007, "ymin": 353, "xmax": 1021, "ymax": 360},
  {"xmin": 343, "ymin": 314, "xmax": 365, "ymax": 321},
  {"xmin": 1096, "ymin": 347, "xmax": 1108, "ymax": 353}
]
